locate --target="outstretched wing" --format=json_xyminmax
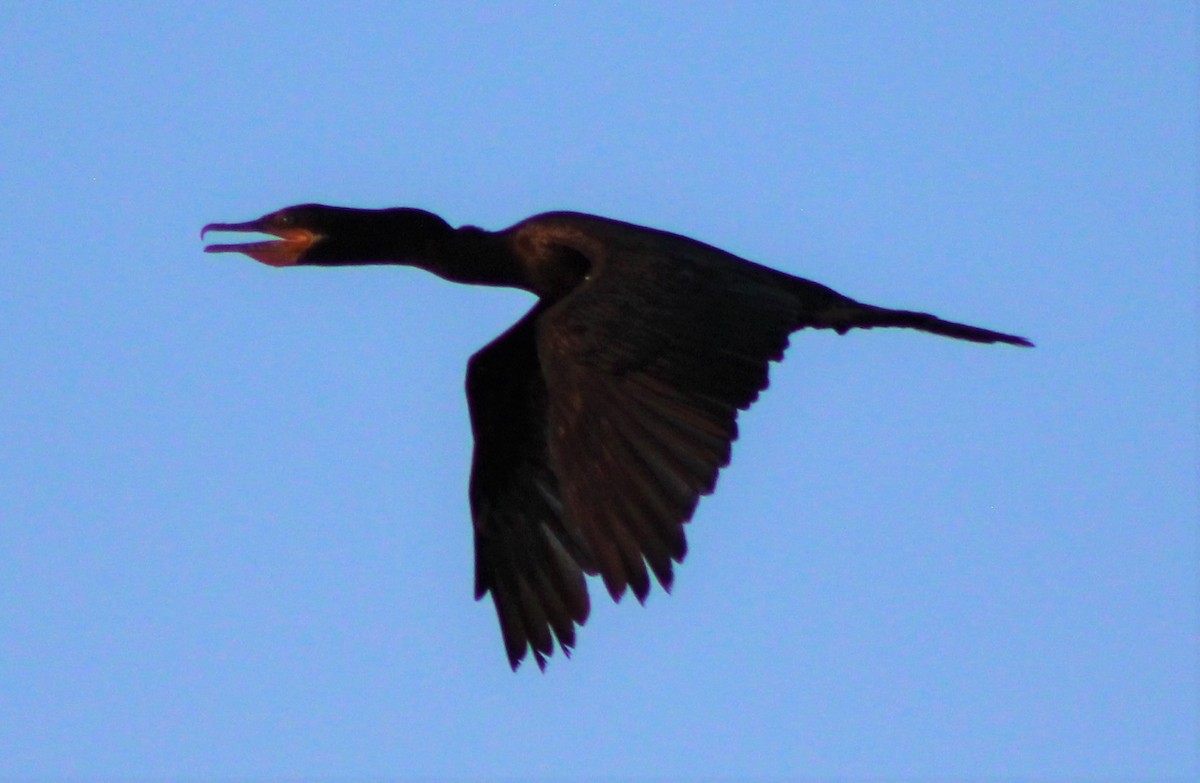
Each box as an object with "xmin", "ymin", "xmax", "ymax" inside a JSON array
[
  {"xmin": 466, "ymin": 218, "xmax": 806, "ymax": 669},
  {"xmin": 534, "ymin": 216, "xmax": 805, "ymax": 605},
  {"xmin": 466, "ymin": 303, "xmax": 595, "ymax": 670}
]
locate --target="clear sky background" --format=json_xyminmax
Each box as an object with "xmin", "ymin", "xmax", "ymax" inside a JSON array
[{"xmin": 1, "ymin": 3, "xmax": 1196, "ymax": 780}]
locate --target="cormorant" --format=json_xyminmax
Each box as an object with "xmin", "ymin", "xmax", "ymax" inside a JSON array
[{"xmin": 202, "ymin": 204, "xmax": 1031, "ymax": 670}]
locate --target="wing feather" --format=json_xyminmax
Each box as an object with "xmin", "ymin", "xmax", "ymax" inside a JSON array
[
  {"xmin": 466, "ymin": 304, "xmax": 593, "ymax": 670},
  {"xmin": 535, "ymin": 218, "xmax": 802, "ymax": 613},
  {"xmin": 470, "ymin": 216, "xmax": 811, "ymax": 668}
]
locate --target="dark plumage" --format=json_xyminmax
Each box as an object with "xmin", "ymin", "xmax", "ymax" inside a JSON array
[{"xmin": 202, "ymin": 204, "xmax": 1032, "ymax": 670}]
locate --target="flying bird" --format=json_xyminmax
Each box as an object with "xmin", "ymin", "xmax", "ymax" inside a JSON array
[{"xmin": 202, "ymin": 205, "xmax": 1031, "ymax": 670}]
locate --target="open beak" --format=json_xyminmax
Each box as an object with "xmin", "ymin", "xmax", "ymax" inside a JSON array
[{"xmin": 201, "ymin": 218, "xmax": 319, "ymax": 267}]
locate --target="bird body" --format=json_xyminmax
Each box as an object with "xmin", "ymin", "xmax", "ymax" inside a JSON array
[{"xmin": 203, "ymin": 205, "xmax": 1031, "ymax": 670}]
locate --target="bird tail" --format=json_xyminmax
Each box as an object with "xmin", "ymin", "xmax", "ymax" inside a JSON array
[{"xmin": 818, "ymin": 300, "xmax": 1034, "ymax": 347}]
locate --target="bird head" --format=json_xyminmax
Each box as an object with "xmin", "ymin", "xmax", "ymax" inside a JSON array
[{"xmin": 202, "ymin": 204, "xmax": 451, "ymax": 267}]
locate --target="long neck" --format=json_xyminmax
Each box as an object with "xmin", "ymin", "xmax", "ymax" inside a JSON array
[
  {"xmin": 415, "ymin": 225, "xmax": 532, "ymax": 291},
  {"xmin": 350, "ymin": 209, "xmax": 532, "ymax": 292}
]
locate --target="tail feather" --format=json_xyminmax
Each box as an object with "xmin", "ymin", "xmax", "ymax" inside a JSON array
[
  {"xmin": 777, "ymin": 274, "xmax": 1032, "ymax": 347},
  {"xmin": 826, "ymin": 302, "xmax": 1033, "ymax": 347}
]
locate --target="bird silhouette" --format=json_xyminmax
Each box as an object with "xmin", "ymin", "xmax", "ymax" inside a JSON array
[{"xmin": 203, "ymin": 205, "xmax": 1031, "ymax": 670}]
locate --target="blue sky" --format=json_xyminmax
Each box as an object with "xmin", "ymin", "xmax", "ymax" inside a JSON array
[{"xmin": 1, "ymin": 2, "xmax": 1195, "ymax": 780}]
